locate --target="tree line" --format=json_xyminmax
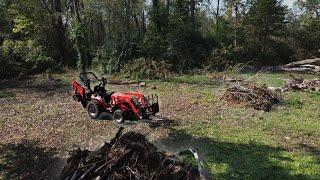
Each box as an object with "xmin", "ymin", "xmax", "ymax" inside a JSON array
[{"xmin": 0, "ymin": 0, "xmax": 319, "ymax": 77}]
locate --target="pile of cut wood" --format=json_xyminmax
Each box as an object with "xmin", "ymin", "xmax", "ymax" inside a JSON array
[
  {"xmin": 278, "ymin": 58, "xmax": 320, "ymax": 74},
  {"xmin": 60, "ymin": 128, "xmax": 200, "ymax": 180},
  {"xmin": 282, "ymin": 76, "xmax": 320, "ymax": 92},
  {"xmin": 222, "ymin": 83, "xmax": 281, "ymax": 112}
]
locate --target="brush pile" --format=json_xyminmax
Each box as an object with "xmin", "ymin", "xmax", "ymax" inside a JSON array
[
  {"xmin": 222, "ymin": 83, "xmax": 281, "ymax": 112},
  {"xmin": 60, "ymin": 128, "xmax": 200, "ymax": 180},
  {"xmin": 121, "ymin": 58, "xmax": 172, "ymax": 80},
  {"xmin": 282, "ymin": 76, "xmax": 320, "ymax": 92}
]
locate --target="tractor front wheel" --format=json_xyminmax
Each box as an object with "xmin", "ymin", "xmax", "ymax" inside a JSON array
[
  {"xmin": 87, "ymin": 101, "xmax": 103, "ymax": 119},
  {"xmin": 113, "ymin": 109, "xmax": 125, "ymax": 124}
]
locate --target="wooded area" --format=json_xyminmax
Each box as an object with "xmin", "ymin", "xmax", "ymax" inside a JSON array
[{"xmin": 0, "ymin": 0, "xmax": 319, "ymax": 77}]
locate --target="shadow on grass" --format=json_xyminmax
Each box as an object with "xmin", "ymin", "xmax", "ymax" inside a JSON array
[
  {"xmin": 0, "ymin": 77, "xmax": 68, "ymax": 96},
  {"xmin": 0, "ymin": 140, "xmax": 59, "ymax": 180},
  {"xmin": 158, "ymin": 128, "xmax": 316, "ymax": 180},
  {"xmin": 298, "ymin": 143, "xmax": 320, "ymax": 164},
  {"xmin": 99, "ymin": 115, "xmax": 177, "ymax": 129},
  {"xmin": 0, "ymin": 91, "xmax": 15, "ymax": 98}
]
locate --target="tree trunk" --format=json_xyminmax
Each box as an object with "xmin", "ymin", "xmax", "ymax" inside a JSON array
[
  {"xmin": 165, "ymin": 0, "xmax": 170, "ymax": 15},
  {"xmin": 73, "ymin": 0, "xmax": 81, "ymax": 23},
  {"xmin": 216, "ymin": 0, "xmax": 220, "ymax": 20},
  {"xmin": 190, "ymin": 0, "xmax": 196, "ymax": 28},
  {"xmin": 234, "ymin": 3, "xmax": 239, "ymax": 48},
  {"xmin": 152, "ymin": 0, "xmax": 159, "ymax": 9},
  {"xmin": 141, "ymin": 10, "xmax": 146, "ymax": 36},
  {"xmin": 215, "ymin": 0, "xmax": 220, "ymax": 29},
  {"xmin": 73, "ymin": 0, "xmax": 87, "ymax": 73},
  {"xmin": 51, "ymin": 0, "xmax": 67, "ymax": 62},
  {"xmin": 152, "ymin": 0, "xmax": 161, "ymax": 32}
]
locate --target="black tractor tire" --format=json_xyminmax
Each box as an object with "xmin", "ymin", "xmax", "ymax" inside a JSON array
[
  {"xmin": 98, "ymin": 112, "xmax": 114, "ymax": 120},
  {"xmin": 87, "ymin": 100, "xmax": 103, "ymax": 119},
  {"xmin": 113, "ymin": 109, "xmax": 126, "ymax": 124}
]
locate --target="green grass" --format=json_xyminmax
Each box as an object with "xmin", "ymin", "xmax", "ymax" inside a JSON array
[
  {"xmin": 165, "ymin": 122, "xmax": 319, "ymax": 179},
  {"xmin": 0, "ymin": 91, "xmax": 15, "ymax": 98},
  {"xmin": 169, "ymin": 74, "xmax": 215, "ymax": 84},
  {"xmin": 239, "ymin": 72, "xmax": 317, "ymax": 87},
  {"xmin": 153, "ymin": 72, "xmax": 320, "ymax": 179},
  {"xmin": 162, "ymin": 72, "xmax": 317, "ymax": 87}
]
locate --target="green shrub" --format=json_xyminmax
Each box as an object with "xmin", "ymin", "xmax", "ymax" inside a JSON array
[
  {"xmin": 204, "ymin": 48, "xmax": 230, "ymax": 72},
  {"xmin": 121, "ymin": 58, "xmax": 172, "ymax": 80},
  {"xmin": 92, "ymin": 45, "xmax": 121, "ymax": 75},
  {"xmin": 1, "ymin": 39, "xmax": 53, "ymax": 77}
]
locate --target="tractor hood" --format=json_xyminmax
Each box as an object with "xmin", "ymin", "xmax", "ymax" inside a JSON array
[{"xmin": 112, "ymin": 92, "xmax": 144, "ymax": 99}]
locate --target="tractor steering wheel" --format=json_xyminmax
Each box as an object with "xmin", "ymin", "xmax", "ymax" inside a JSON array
[{"xmin": 101, "ymin": 77, "xmax": 107, "ymax": 86}]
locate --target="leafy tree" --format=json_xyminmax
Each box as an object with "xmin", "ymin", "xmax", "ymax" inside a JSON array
[
  {"xmin": 243, "ymin": 0, "xmax": 291, "ymax": 65},
  {"xmin": 1, "ymin": 0, "xmax": 320, "ymax": 77},
  {"xmin": 295, "ymin": 0, "xmax": 320, "ymax": 58}
]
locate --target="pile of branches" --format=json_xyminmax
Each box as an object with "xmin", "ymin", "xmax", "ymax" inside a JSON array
[
  {"xmin": 121, "ymin": 58, "xmax": 172, "ymax": 80},
  {"xmin": 222, "ymin": 83, "xmax": 281, "ymax": 112},
  {"xmin": 60, "ymin": 128, "xmax": 200, "ymax": 180},
  {"xmin": 282, "ymin": 76, "xmax": 320, "ymax": 92},
  {"xmin": 277, "ymin": 58, "xmax": 320, "ymax": 74}
]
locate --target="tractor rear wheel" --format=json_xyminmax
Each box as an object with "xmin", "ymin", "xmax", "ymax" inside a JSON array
[
  {"xmin": 87, "ymin": 100, "xmax": 103, "ymax": 119},
  {"xmin": 113, "ymin": 109, "xmax": 125, "ymax": 124},
  {"xmin": 98, "ymin": 112, "xmax": 114, "ymax": 120}
]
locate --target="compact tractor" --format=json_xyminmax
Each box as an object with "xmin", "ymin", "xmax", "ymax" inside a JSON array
[{"xmin": 72, "ymin": 72, "xmax": 159, "ymax": 123}]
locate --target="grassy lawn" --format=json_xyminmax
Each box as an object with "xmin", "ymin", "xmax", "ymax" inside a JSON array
[
  {"xmin": 0, "ymin": 72, "xmax": 319, "ymax": 179},
  {"xmin": 153, "ymin": 73, "xmax": 320, "ymax": 179}
]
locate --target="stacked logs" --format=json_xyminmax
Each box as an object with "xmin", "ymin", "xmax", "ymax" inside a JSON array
[
  {"xmin": 278, "ymin": 58, "xmax": 320, "ymax": 74},
  {"xmin": 60, "ymin": 128, "xmax": 200, "ymax": 180}
]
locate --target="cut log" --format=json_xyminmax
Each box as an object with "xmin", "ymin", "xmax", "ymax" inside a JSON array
[
  {"xmin": 279, "ymin": 67, "xmax": 314, "ymax": 72},
  {"xmin": 281, "ymin": 58, "xmax": 320, "ymax": 68},
  {"xmin": 279, "ymin": 67, "xmax": 320, "ymax": 73},
  {"xmin": 301, "ymin": 64, "xmax": 317, "ymax": 68}
]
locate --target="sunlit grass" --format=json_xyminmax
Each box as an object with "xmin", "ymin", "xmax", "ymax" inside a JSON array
[{"xmin": 151, "ymin": 72, "xmax": 320, "ymax": 179}]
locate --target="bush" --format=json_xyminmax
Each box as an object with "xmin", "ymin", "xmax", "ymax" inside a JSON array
[
  {"xmin": 1, "ymin": 39, "xmax": 54, "ymax": 77},
  {"xmin": 204, "ymin": 48, "xmax": 231, "ymax": 72},
  {"xmin": 121, "ymin": 58, "xmax": 171, "ymax": 80},
  {"xmin": 91, "ymin": 45, "xmax": 120, "ymax": 74},
  {"xmin": 92, "ymin": 36, "xmax": 140, "ymax": 75}
]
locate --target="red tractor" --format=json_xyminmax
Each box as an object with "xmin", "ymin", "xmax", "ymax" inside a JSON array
[{"xmin": 72, "ymin": 72, "xmax": 159, "ymax": 123}]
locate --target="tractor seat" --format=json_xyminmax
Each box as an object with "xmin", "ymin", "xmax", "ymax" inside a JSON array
[
  {"xmin": 106, "ymin": 91, "xmax": 115, "ymax": 96},
  {"xmin": 104, "ymin": 91, "xmax": 115, "ymax": 103}
]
